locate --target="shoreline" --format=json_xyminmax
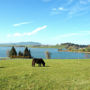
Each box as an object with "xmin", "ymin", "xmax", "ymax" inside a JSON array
[{"xmin": 58, "ymin": 50, "xmax": 90, "ymax": 54}]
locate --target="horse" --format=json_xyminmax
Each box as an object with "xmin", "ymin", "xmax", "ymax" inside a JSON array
[{"xmin": 32, "ymin": 58, "xmax": 45, "ymax": 67}]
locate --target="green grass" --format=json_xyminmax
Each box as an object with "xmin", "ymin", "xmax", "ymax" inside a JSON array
[{"xmin": 0, "ymin": 59, "xmax": 90, "ymax": 90}]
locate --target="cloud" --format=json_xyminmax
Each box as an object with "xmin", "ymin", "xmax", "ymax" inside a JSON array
[
  {"xmin": 68, "ymin": 0, "xmax": 90, "ymax": 16},
  {"xmin": 7, "ymin": 34, "xmax": 11, "ymax": 37},
  {"xmin": 51, "ymin": 7, "xmax": 65, "ymax": 15},
  {"xmin": 80, "ymin": 0, "xmax": 90, "ymax": 4},
  {"xmin": 52, "ymin": 8, "xmax": 57, "ymax": 11},
  {"xmin": 52, "ymin": 7, "xmax": 65, "ymax": 11},
  {"xmin": 50, "ymin": 0, "xmax": 74, "ymax": 15},
  {"xmin": 50, "ymin": 0, "xmax": 90, "ymax": 17},
  {"xmin": 80, "ymin": 0, "xmax": 87, "ymax": 4},
  {"xmin": 13, "ymin": 22, "xmax": 31, "ymax": 27},
  {"xmin": 67, "ymin": 0, "xmax": 74, "ymax": 5},
  {"xmin": 54, "ymin": 30, "xmax": 90, "ymax": 40},
  {"xmin": 68, "ymin": 6, "xmax": 90, "ymax": 17},
  {"xmin": 88, "ymin": 0, "xmax": 90, "ymax": 2},
  {"xmin": 58, "ymin": 7, "xmax": 64, "ymax": 11},
  {"xmin": 42, "ymin": 0, "xmax": 51, "ymax": 2},
  {"xmin": 8, "ymin": 25, "xmax": 47, "ymax": 37},
  {"xmin": 13, "ymin": 33, "xmax": 22, "ymax": 37}
]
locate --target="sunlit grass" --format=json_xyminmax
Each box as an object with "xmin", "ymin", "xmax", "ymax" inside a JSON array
[{"xmin": 0, "ymin": 59, "xmax": 90, "ymax": 90}]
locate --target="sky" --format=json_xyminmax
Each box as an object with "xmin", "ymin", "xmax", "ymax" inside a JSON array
[{"xmin": 0, "ymin": 0, "xmax": 90, "ymax": 45}]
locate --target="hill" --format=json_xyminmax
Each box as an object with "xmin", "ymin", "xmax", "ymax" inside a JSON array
[
  {"xmin": 0, "ymin": 42, "xmax": 41, "ymax": 46},
  {"xmin": 61, "ymin": 43, "xmax": 87, "ymax": 49}
]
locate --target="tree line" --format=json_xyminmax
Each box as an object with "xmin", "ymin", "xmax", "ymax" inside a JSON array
[{"xmin": 8, "ymin": 46, "xmax": 32, "ymax": 58}]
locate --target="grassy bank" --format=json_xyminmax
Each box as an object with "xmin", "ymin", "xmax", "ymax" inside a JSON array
[{"xmin": 0, "ymin": 59, "xmax": 90, "ymax": 90}]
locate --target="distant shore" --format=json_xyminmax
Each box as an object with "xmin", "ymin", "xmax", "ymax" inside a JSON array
[
  {"xmin": 58, "ymin": 50, "xmax": 90, "ymax": 54},
  {"xmin": 0, "ymin": 45, "xmax": 62, "ymax": 48}
]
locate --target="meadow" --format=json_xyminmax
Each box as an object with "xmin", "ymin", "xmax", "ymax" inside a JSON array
[{"xmin": 0, "ymin": 59, "xmax": 90, "ymax": 90}]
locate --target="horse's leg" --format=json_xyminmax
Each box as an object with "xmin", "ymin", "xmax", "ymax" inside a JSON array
[
  {"xmin": 43, "ymin": 63, "xmax": 45, "ymax": 67},
  {"xmin": 38, "ymin": 64, "xmax": 41, "ymax": 67},
  {"xmin": 32, "ymin": 61, "xmax": 35, "ymax": 67}
]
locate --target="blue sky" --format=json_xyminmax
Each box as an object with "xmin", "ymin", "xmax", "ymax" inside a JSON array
[{"xmin": 0, "ymin": 0, "xmax": 90, "ymax": 45}]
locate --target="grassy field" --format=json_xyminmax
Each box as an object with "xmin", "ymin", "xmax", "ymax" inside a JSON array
[{"xmin": 0, "ymin": 59, "xmax": 90, "ymax": 90}]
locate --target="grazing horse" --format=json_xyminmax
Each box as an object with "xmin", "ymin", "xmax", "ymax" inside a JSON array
[{"xmin": 32, "ymin": 58, "xmax": 45, "ymax": 67}]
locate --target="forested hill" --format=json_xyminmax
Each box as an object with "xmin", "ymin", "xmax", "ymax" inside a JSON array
[{"xmin": 61, "ymin": 43, "xmax": 88, "ymax": 48}]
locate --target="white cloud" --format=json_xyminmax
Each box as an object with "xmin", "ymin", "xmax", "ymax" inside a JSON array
[
  {"xmin": 67, "ymin": 0, "xmax": 74, "ymax": 5},
  {"xmin": 13, "ymin": 33, "xmax": 22, "ymax": 37},
  {"xmin": 51, "ymin": 7, "xmax": 65, "ymax": 15},
  {"xmin": 80, "ymin": 0, "xmax": 90, "ymax": 4},
  {"xmin": 42, "ymin": 0, "xmax": 51, "ymax": 2},
  {"xmin": 68, "ymin": 0, "xmax": 90, "ymax": 16},
  {"xmin": 50, "ymin": 0, "xmax": 90, "ymax": 17},
  {"xmin": 88, "ymin": 0, "xmax": 90, "ymax": 2},
  {"xmin": 27, "ymin": 25, "xmax": 47, "ymax": 36},
  {"xmin": 52, "ymin": 8, "xmax": 57, "ymax": 11},
  {"xmin": 13, "ymin": 22, "xmax": 31, "ymax": 27},
  {"xmin": 7, "ymin": 34, "xmax": 11, "ymax": 37},
  {"xmin": 8, "ymin": 25, "xmax": 47, "ymax": 37},
  {"xmin": 54, "ymin": 30, "xmax": 90, "ymax": 40},
  {"xmin": 52, "ymin": 7, "xmax": 65, "ymax": 11},
  {"xmin": 80, "ymin": 0, "xmax": 87, "ymax": 4},
  {"xmin": 58, "ymin": 7, "xmax": 64, "ymax": 11}
]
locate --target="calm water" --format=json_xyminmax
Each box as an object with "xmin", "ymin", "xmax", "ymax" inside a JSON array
[{"xmin": 0, "ymin": 47, "xmax": 90, "ymax": 59}]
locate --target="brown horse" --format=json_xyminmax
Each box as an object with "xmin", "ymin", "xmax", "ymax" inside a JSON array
[{"xmin": 32, "ymin": 58, "xmax": 45, "ymax": 67}]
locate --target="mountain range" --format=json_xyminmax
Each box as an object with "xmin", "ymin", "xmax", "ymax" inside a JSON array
[{"xmin": 0, "ymin": 42, "xmax": 42, "ymax": 46}]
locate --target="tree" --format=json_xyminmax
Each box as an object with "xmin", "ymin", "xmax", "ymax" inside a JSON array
[
  {"xmin": 23, "ymin": 47, "xmax": 32, "ymax": 58},
  {"xmin": 6, "ymin": 50, "xmax": 10, "ymax": 57},
  {"xmin": 45, "ymin": 51, "xmax": 51, "ymax": 59},
  {"xmin": 9, "ymin": 46, "xmax": 17, "ymax": 57},
  {"xmin": 86, "ymin": 47, "xmax": 90, "ymax": 52},
  {"xmin": 18, "ymin": 51, "xmax": 23, "ymax": 56},
  {"xmin": 68, "ymin": 46, "xmax": 73, "ymax": 50}
]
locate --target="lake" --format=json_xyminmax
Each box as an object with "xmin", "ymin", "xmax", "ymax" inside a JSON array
[{"xmin": 0, "ymin": 47, "xmax": 90, "ymax": 59}]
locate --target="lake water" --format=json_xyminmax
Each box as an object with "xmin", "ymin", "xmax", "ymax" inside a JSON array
[{"xmin": 0, "ymin": 47, "xmax": 90, "ymax": 59}]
